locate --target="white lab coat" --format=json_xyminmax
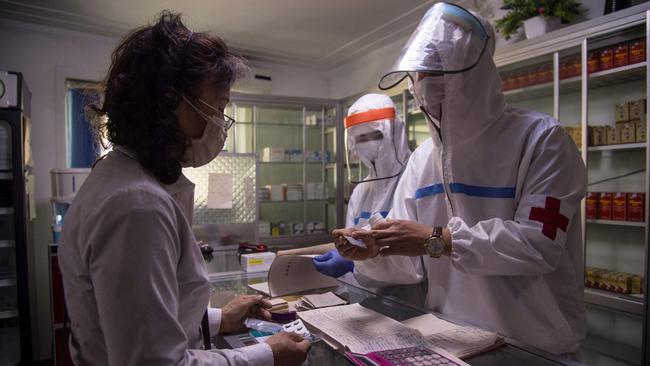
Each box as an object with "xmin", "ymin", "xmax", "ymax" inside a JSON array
[
  {"xmin": 59, "ymin": 149, "xmax": 273, "ymax": 365},
  {"xmin": 355, "ymin": 43, "xmax": 586, "ymax": 355}
]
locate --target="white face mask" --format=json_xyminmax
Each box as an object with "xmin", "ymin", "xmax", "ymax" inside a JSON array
[
  {"xmin": 181, "ymin": 96, "xmax": 228, "ymax": 168},
  {"xmin": 410, "ymin": 75, "xmax": 445, "ymax": 122},
  {"xmin": 354, "ymin": 140, "xmax": 382, "ymax": 162}
]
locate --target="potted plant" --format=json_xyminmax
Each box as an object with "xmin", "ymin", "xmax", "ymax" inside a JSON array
[{"xmin": 495, "ymin": 0, "xmax": 583, "ymax": 40}]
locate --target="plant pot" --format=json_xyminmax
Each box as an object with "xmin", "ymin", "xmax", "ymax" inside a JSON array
[
  {"xmin": 496, "ymin": 27, "xmax": 525, "ymax": 49},
  {"xmin": 581, "ymin": 0, "xmax": 606, "ymax": 20},
  {"xmin": 523, "ymin": 16, "xmax": 562, "ymax": 39}
]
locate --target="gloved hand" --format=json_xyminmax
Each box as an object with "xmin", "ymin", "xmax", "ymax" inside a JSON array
[{"xmin": 312, "ymin": 249, "xmax": 354, "ymax": 278}]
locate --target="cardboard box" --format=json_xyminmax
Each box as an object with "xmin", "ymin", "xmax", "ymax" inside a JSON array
[
  {"xmin": 635, "ymin": 120, "xmax": 647, "ymax": 142},
  {"xmin": 629, "ymin": 99, "xmax": 646, "ymax": 120},
  {"xmin": 630, "ymin": 38, "xmax": 646, "ymax": 64},
  {"xmin": 599, "ymin": 48, "xmax": 614, "ymax": 71},
  {"xmin": 612, "ymin": 192, "xmax": 627, "ymax": 221},
  {"xmin": 588, "ymin": 51, "xmax": 600, "ymax": 73},
  {"xmin": 527, "ymin": 68, "xmax": 539, "ymax": 86},
  {"xmin": 538, "ymin": 65, "xmax": 553, "ymax": 83},
  {"xmin": 262, "ymin": 147, "xmax": 285, "ymax": 162},
  {"xmin": 306, "ymin": 182, "xmax": 325, "ymax": 200},
  {"xmin": 285, "ymin": 184, "xmax": 303, "ymax": 201},
  {"xmin": 615, "ymin": 102, "xmax": 630, "ymax": 123},
  {"xmin": 564, "ymin": 126, "xmax": 581, "ymax": 147},
  {"xmin": 618, "ymin": 122, "xmax": 636, "ymax": 144},
  {"xmin": 614, "ymin": 43, "xmax": 629, "ymax": 68},
  {"xmin": 605, "ymin": 126, "xmax": 620, "ymax": 145},
  {"xmin": 589, "ymin": 126, "xmax": 606, "ymax": 146},
  {"xmin": 598, "ymin": 192, "xmax": 613, "ymax": 220},
  {"xmin": 627, "ymin": 192, "xmax": 645, "ymax": 222},
  {"xmin": 631, "ymin": 275, "xmax": 643, "ymax": 294},
  {"xmin": 267, "ymin": 185, "xmax": 286, "ymax": 201},
  {"xmin": 586, "ymin": 192, "xmax": 598, "ymax": 219}
]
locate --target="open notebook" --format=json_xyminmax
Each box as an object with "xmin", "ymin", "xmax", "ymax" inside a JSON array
[
  {"xmin": 298, "ymin": 303, "xmax": 503, "ymax": 359},
  {"xmin": 247, "ymin": 254, "xmax": 338, "ymax": 297}
]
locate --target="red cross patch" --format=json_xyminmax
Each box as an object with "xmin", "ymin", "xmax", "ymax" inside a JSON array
[{"xmin": 529, "ymin": 197, "xmax": 569, "ymax": 240}]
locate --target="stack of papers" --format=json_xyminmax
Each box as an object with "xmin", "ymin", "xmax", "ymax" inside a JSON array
[
  {"xmin": 268, "ymin": 298, "xmax": 289, "ymax": 313},
  {"xmin": 296, "ymin": 292, "xmax": 348, "ymax": 311},
  {"xmin": 298, "ymin": 303, "xmax": 503, "ymax": 359},
  {"xmin": 401, "ymin": 314, "xmax": 504, "ymax": 359}
]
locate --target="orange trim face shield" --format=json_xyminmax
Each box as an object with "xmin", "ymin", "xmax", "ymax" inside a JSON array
[{"xmin": 344, "ymin": 107, "xmax": 396, "ymax": 129}]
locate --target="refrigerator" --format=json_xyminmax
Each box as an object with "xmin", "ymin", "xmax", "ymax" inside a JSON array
[{"xmin": 0, "ymin": 70, "xmax": 33, "ymax": 364}]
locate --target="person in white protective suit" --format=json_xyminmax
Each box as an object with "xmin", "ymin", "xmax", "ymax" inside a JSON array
[
  {"xmin": 276, "ymin": 94, "xmax": 419, "ymax": 285},
  {"xmin": 59, "ymin": 12, "xmax": 308, "ymax": 366},
  {"xmin": 334, "ymin": 2, "xmax": 586, "ymax": 357}
]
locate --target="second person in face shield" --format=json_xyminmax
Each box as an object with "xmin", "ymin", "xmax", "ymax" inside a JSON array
[
  {"xmin": 335, "ymin": 2, "xmax": 587, "ymax": 358},
  {"xmin": 58, "ymin": 12, "xmax": 309, "ymax": 366},
  {"xmin": 276, "ymin": 94, "xmax": 419, "ymax": 286}
]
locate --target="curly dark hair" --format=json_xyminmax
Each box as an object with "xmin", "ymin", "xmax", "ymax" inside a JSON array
[{"xmin": 90, "ymin": 10, "xmax": 246, "ymax": 184}]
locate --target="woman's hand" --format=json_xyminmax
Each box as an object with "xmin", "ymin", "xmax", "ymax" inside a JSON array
[
  {"xmin": 266, "ymin": 332, "xmax": 310, "ymax": 366},
  {"xmin": 219, "ymin": 295, "xmax": 272, "ymax": 334},
  {"xmin": 353, "ymin": 219, "xmax": 432, "ymax": 257},
  {"xmin": 331, "ymin": 228, "xmax": 380, "ymax": 261}
]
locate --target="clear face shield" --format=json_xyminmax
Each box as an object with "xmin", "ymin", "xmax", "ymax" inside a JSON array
[
  {"xmin": 378, "ymin": 2, "xmax": 489, "ymax": 91},
  {"xmin": 344, "ymin": 107, "xmax": 405, "ymax": 185}
]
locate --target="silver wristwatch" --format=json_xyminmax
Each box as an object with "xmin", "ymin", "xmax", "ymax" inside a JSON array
[{"xmin": 424, "ymin": 226, "xmax": 445, "ymax": 258}]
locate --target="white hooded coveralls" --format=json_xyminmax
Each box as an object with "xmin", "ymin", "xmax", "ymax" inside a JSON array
[{"xmin": 355, "ymin": 15, "xmax": 587, "ymax": 355}]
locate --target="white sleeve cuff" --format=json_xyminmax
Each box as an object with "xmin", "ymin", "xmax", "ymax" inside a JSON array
[
  {"xmin": 207, "ymin": 307, "xmax": 222, "ymax": 335},
  {"xmin": 241, "ymin": 343, "xmax": 274, "ymax": 366}
]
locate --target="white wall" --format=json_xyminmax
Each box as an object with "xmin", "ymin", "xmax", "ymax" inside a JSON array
[
  {"xmin": 0, "ymin": 19, "xmax": 116, "ymax": 360},
  {"xmin": 327, "ymin": 36, "xmax": 407, "ymax": 99},
  {"xmin": 0, "ymin": 18, "xmax": 330, "ymax": 360}
]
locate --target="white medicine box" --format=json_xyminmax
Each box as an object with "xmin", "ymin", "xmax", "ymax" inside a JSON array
[{"xmin": 240, "ymin": 252, "xmax": 276, "ymax": 272}]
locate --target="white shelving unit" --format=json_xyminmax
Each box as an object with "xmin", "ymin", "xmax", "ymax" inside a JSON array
[
  {"xmin": 494, "ymin": 5, "xmax": 650, "ymax": 364},
  {"xmin": 228, "ymin": 93, "xmax": 343, "ymax": 245}
]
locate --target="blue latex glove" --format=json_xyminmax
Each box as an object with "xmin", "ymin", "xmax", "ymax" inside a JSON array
[{"xmin": 312, "ymin": 249, "xmax": 354, "ymax": 278}]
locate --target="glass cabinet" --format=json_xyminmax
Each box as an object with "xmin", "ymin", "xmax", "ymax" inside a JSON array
[
  {"xmin": 226, "ymin": 94, "xmax": 341, "ymax": 246},
  {"xmin": 494, "ymin": 8, "xmax": 650, "ymax": 366}
]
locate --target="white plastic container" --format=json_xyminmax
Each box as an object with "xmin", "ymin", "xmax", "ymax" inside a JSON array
[{"xmin": 51, "ymin": 168, "xmax": 91, "ymax": 198}]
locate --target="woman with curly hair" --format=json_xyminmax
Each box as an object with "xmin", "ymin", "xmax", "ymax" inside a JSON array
[{"xmin": 58, "ymin": 11, "xmax": 309, "ymax": 365}]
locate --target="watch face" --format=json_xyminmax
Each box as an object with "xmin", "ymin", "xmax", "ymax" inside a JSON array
[{"xmin": 427, "ymin": 237, "xmax": 445, "ymax": 257}]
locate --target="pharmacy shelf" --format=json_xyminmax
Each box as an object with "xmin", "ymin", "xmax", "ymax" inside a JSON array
[
  {"xmin": 584, "ymin": 287, "xmax": 644, "ymax": 316},
  {"xmin": 0, "ymin": 240, "xmax": 14, "ymax": 248},
  {"xmin": 583, "ymin": 332, "xmax": 642, "ymax": 365},
  {"xmin": 0, "ymin": 277, "xmax": 16, "ymax": 287},
  {"xmin": 587, "ymin": 142, "xmax": 646, "ymax": 152},
  {"xmin": 586, "ymin": 219, "xmax": 646, "ymax": 227},
  {"xmin": 589, "ymin": 61, "xmax": 647, "ymax": 88},
  {"xmin": 0, "ymin": 309, "xmax": 18, "ymax": 319},
  {"xmin": 0, "ymin": 207, "xmax": 13, "ymax": 215},
  {"xmin": 504, "ymin": 62, "xmax": 647, "ymax": 102}
]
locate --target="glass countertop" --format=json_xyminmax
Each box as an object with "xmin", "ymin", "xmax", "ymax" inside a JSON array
[{"xmin": 207, "ymin": 271, "xmax": 585, "ymax": 366}]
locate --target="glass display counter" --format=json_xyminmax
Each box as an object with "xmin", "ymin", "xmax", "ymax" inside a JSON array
[{"xmin": 207, "ymin": 271, "xmax": 585, "ymax": 366}]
